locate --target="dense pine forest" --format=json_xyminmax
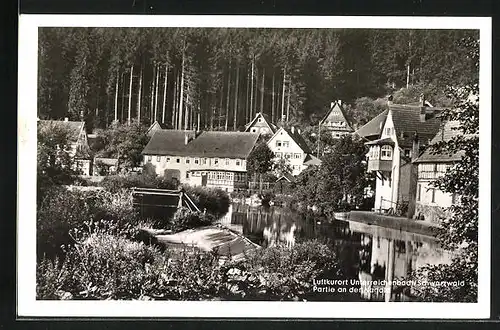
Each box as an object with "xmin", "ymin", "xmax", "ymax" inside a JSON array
[{"xmin": 38, "ymin": 28, "xmax": 479, "ymax": 132}]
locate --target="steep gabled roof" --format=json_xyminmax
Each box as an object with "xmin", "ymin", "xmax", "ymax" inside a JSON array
[
  {"xmin": 142, "ymin": 130, "xmax": 259, "ymax": 159},
  {"xmin": 414, "ymin": 120, "xmax": 464, "ymax": 163},
  {"xmin": 270, "ymin": 127, "xmax": 312, "ymax": 154},
  {"xmin": 244, "ymin": 112, "xmax": 278, "ymax": 133},
  {"xmin": 147, "ymin": 121, "xmax": 171, "ymax": 135},
  {"xmin": 38, "ymin": 120, "xmax": 85, "ymax": 144},
  {"xmin": 303, "ymin": 153, "xmax": 322, "ymax": 166},
  {"xmin": 276, "ymin": 172, "xmax": 295, "ymax": 182},
  {"xmin": 320, "ymin": 101, "xmax": 353, "ymax": 132},
  {"xmin": 389, "ymin": 104, "xmax": 443, "ymax": 148},
  {"xmin": 354, "ymin": 110, "xmax": 388, "ymax": 139},
  {"xmin": 38, "ymin": 119, "xmax": 91, "ymax": 158}
]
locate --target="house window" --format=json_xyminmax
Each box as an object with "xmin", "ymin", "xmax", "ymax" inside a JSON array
[
  {"xmin": 176, "ymin": 158, "xmax": 180, "ymax": 163},
  {"xmin": 258, "ymin": 118, "xmax": 262, "ymax": 123},
  {"xmin": 147, "ymin": 155, "xmax": 152, "ymax": 162},
  {"xmin": 166, "ymin": 157, "xmax": 170, "ymax": 162},
  {"xmin": 203, "ymin": 158, "xmax": 207, "ymax": 165},
  {"xmin": 276, "ymin": 152, "xmax": 282, "ymax": 158},
  {"xmin": 282, "ymin": 141, "xmax": 290, "ymax": 148},
  {"xmin": 186, "ymin": 172, "xmax": 190, "ymax": 179},
  {"xmin": 194, "ymin": 158, "xmax": 199, "ymax": 165},
  {"xmin": 186, "ymin": 158, "xmax": 190, "ymax": 164},
  {"xmin": 371, "ymin": 146, "xmax": 380, "ymax": 159},
  {"xmin": 157, "ymin": 156, "xmax": 161, "ymax": 162},
  {"xmin": 385, "ymin": 127, "xmax": 392, "ymax": 136},
  {"xmin": 236, "ymin": 160, "xmax": 241, "ymax": 166},
  {"xmin": 285, "ymin": 153, "xmax": 291, "ymax": 159},
  {"xmin": 294, "ymin": 153, "xmax": 301, "ymax": 159},
  {"xmin": 417, "ymin": 184, "xmax": 421, "ymax": 201},
  {"xmin": 276, "ymin": 140, "xmax": 282, "ymax": 147},
  {"xmin": 431, "ymin": 188, "xmax": 436, "ymax": 203},
  {"xmin": 214, "ymin": 158, "xmax": 219, "ymax": 166},
  {"xmin": 381, "ymin": 145, "xmax": 392, "ymax": 160},
  {"xmin": 225, "ymin": 158, "xmax": 230, "ymax": 165}
]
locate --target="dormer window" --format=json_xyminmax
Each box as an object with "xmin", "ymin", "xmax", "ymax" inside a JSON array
[
  {"xmin": 276, "ymin": 140, "xmax": 282, "ymax": 147},
  {"xmin": 381, "ymin": 145, "xmax": 393, "ymax": 160}
]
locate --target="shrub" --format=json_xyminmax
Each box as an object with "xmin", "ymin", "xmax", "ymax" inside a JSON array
[
  {"xmin": 225, "ymin": 240, "xmax": 342, "ymax": 300},
  {"xmin": 100, "ymin": 174, "xmax": 176, "ymax": 193},
  {"xmin": 170, "ymin": 207, "xmax": 216, "ymax": 233},
  {"xmin": 182, "ymin": 186, "xmax": 230, "ymax": 217},
  {"xmin": 37, "ymin": 187, "xmax": 140, "ymax": 259}
]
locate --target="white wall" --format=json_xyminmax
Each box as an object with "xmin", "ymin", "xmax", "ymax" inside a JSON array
[{"xmin": 267, "ymin": 129, "xmax": 306, "ymax": 176}]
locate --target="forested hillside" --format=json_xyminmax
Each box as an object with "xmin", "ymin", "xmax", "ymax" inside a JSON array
[{"xmin": 38, "ymin": 28, "xmax": 479, "ymax": 132}]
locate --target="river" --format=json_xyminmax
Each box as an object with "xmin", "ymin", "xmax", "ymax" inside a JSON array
[{"xmin": 219, "ymin": 202, "xmax": 454, "ymax": 302}]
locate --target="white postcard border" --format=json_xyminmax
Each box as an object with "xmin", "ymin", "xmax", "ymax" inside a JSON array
[{"xmin": 17, "ymin": 14, "xmax": 492, "ymax": 319}]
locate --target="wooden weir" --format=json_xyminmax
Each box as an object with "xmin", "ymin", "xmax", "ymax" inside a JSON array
[{"xmin": 131, "ymin": 187, "xmax": 201, "ymax": 220}]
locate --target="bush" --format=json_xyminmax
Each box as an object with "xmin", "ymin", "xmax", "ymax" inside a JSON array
[
  {"xmin": 37, "ymin": 187, "xmax": 140, "ymax": 259},
  {"xmin": 225, "ymin": 240, "xmax": 342, "ymax": 300},
  {"xmin": 100, "ymin": 174, "xmax": 176, "ymax": 193},
  {"xmin": 36, "ymin": 235, "xmax": 342, "ymax": 301},
  {"xmin": 170, "ymin": 207, "xmax": 216, "ymax": 233},
  {"xmin": 182, "ymin": 186, "xmax": 230, "ymax": 217}
]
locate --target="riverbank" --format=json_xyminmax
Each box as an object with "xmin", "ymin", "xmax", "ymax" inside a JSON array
[{"xmin": 347, "ymin": 211, "xmax": 441, "ymax": 237}]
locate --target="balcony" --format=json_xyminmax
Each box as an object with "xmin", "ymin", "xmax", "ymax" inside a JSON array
[{"xmin": 367, "ymin": 159, "xmax": 392, "ymax": 172}]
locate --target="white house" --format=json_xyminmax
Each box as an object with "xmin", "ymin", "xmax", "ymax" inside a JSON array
[
  {"xmin": 267, "ymin": 126, "xmax": 321, "ymax": 176},
  {"xmin": 38, "ymin": 118, "xmax": 93, "ymax": 176},
  {"xmin": 364, "ymin": 98, "xmax": 443, "ymax": 214},
  {"xmin": 142, "ymin": 130, "xmax": 260, "ymax": 192},
  {"xmin": 320, "ymin": 100, "xmax": 354, "ymax": 138},
  {"xmin": 412, "ymin": 120, "xmax": 463, "ymax": 223},
  {"xmin": 244, "ymin": 112, "xmax": 278, "ymax": 135}
]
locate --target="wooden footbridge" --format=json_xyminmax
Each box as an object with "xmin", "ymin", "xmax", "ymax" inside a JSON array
[{"xmin": 131, "ymin": 187, "xmax": 201, "ymax": 220}]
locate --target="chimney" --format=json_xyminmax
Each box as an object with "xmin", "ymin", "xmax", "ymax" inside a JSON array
[
  {"xmin": 184, "ymin": 133, "xmax": 189, "ymax": 145},
  {"xmin": 64, "ymin": 117, "xmax": 69, "ymax": 122},
  {"xmin": 387, "ymin": 95, "xmax": 393, "ymax": 106},
  {"xmin": 298, "ymin": 128, "xmax": 301, "ymax": 135},
  {"xmin": 291, "ymin": 126, "xmax": 295, "ymax": 134}
]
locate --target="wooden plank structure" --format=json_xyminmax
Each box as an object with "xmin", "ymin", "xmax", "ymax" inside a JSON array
[{"xmin": 132, "ymin": 187, "xmax": 201, "ymax": 221}]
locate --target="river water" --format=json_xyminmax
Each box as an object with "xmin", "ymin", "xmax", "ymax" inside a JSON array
[{"xmin": 219, "ymin": 203, "xmax": 454, "ymax": 302}]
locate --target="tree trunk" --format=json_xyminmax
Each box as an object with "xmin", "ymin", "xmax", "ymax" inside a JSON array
[
  {"xmin": 173, "ymin": 70, "xmax": 178, "ymax": 129},
  {"xmin": 225, "ymin": 62, "xmax": 231, "ymax": 131},
  {"xmin": 121, "ymin": 72, "xmax": 126, "ymax": 122},
  {"xmin": 233, "ymin": 64, "xmax": 239, "ymax": 130},
  {"xmin": 249, "ymin": 57, "xmax": 255, "ymax": 121},
  {"xmin": 128, "ymin": 65, "xmax": 134, "ymax": 125},
  {"xmin": 210, "ymin": 92, "xmax": 214, "ymax": 130},
  {"xmin": 150, "ymin": 64, "xmax": 155, "ymax": 124},
  {"xmin": 281, "ymin": 66, "xmax": 286, "ymax": 123},
  {"xmin": 286, "ymin": 76, "xmax": 291, "ymax": 122},
  {"xmin": 271, "ymin": 70, "xmax": 275, "ymax": 123},
  {"xmin": 154, "ymin": 63, "xmax": 160, "ymax": 124},
  {"xmin": 114, "ymin": 70, "xmax": 119, "ymax": 122},
  {"xmin": 178, "ymin": 53, "xmax": 185, "ymax": 130},
  {"xmin": 162, "ymin": 63, "xmax": 168, "ymax": 124},
  {"xmin": 260, "ymin": 67, "xmax": 265, "ymax": 113},
  {"xmin": 137, "ymin": 64, "xmax": 143, "ymax": 123},
  {"xmin": 245, "ymin": 66, "xmax": 250, "ymax": 123},
  {"xmin": 218, "ymin": 88, "xmax": 223, "ymax": 129},
  {"xmin": 185, "ymin": 83, "xmax": 190, "ymax": 130}
]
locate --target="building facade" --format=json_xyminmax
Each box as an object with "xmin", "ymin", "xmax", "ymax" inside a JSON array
[
  {"xmin": 244, "ymin": 112, "xmax": 278, "ymax": 135},
  {"xmin": 38, "ymin": 119, "xmax": 93, "ymax": 176},
  {"xmin": 320, "ymin": 100, "xmax": 354, "ymax": 138},
  {"xmin": 142, "ymin": 130, "xmax": 259, "ymax": 192},
  {"xmin": 413, "ymin": 120, "xmax": 463, "ymax": 223},
  {"xmin": 364, "ymin": 99, "xmax": 443, "ymax": 214},
  {"xmin": 267, "ymin": 126, "xmax": 321, "ymax": 176}
]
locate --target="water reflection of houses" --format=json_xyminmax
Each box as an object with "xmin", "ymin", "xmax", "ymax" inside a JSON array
[
  {"xmin": 219, "ymin": 203, "xmax": 453, "ymax": 302},
  {"xmin": 351, "ymin": 221, "xmax": 453, "ymax": 301}
]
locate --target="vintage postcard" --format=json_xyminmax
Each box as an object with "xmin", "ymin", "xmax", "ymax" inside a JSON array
[{"xmin": 17, "ymin": 15, "xmax": 491, "ymax": 318}]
